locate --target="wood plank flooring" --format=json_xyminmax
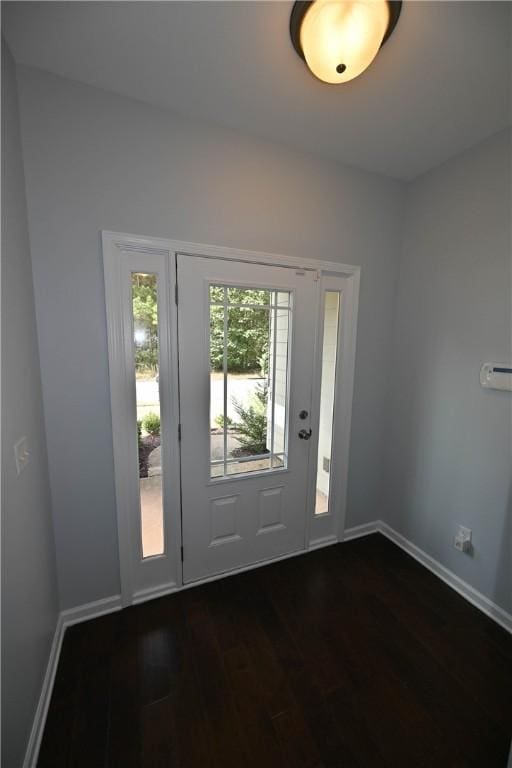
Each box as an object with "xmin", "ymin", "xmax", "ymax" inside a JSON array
[{"xmin": 38, "ymin": 534, "xmax": 512, "ymax": 767}]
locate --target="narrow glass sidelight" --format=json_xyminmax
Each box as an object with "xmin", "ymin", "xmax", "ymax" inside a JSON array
[
  {"xmin": 209, "ymin": 285, "xmax": 291, "ymax": 478},
  {"xmin": 315, "ymin": 291, "xmax": 341, "ymax": 515},
  {"xmin": 131, "ymin": 273, "xmax": 165, "ymax": 557}
]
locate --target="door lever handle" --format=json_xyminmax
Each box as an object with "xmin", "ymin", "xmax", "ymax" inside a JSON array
[{"xmin": 298, "ymin": 428, "xmax": 312, "ymax": 440}]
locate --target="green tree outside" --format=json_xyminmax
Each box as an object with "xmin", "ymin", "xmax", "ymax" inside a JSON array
[
  {"xmin": 132, "ymin": 278, "xmax": 270, "ymax": 375},
  {"xmin": 132, "ymin": 273, "xmax": 159, "ymax": 373},
  {"xmin": 209, "ymin": 286, "xmax": 270, "ymax": 373}
]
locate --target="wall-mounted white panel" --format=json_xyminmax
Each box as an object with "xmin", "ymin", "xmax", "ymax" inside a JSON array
[{"xmin": 480, "ymin": 363, "xmax": 512, "ymax": 392}]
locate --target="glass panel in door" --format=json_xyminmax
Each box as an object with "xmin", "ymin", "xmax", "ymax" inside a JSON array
[{"xmin": 209, "ymin": 285, "xmax": 291, "ymax": 479}]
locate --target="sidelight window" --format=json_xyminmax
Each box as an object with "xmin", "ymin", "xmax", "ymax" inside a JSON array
[
  {"xmin": 315, "ymin": 291, "xmax": 341, "ymax": 515},
  {"xmin": 131, "ymin": 272, "xmax": 165, "ymax": 557}
]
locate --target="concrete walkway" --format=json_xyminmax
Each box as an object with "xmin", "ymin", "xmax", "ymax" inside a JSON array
[{"xmin": 136, "ymin": 375, "xmax": 265, "ymax": 427}]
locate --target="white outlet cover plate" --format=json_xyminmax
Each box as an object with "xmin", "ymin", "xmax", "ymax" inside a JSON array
[{"xmin": 456, "ymin": 525, "xmax": 472, "ymax": 541}]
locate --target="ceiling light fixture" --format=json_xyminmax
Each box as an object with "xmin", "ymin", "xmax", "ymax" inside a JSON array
[{"xmin": 290, "ymin": 0, "xmax": 402, "ymax": 84}]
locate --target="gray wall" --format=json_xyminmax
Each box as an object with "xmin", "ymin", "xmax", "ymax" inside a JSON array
[
  {"xmin": 16, "ymin": 65, "xmax": 404, "ymax": 608},
  {"xmin": 1, "ymin": 41, "xmax": 59, "ymax": 767},
  {"xmin": 384, "ymin": 129, "xmax": 512, "ymax": 614}
]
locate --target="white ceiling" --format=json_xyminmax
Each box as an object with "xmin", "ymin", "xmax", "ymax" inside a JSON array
[{"xmin": 3, "ymin": 1, "xmax": 511, "ymax": 180}]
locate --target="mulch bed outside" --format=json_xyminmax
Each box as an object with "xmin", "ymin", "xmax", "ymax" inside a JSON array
[{"xmin": 138, "ymin": 435, "xmax": 160, "ymax": 478}]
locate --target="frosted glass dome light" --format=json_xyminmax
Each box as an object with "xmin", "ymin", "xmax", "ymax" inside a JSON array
[{"xmin": 290, "ymin": 0, "xmax": 402, "ymax": 84}]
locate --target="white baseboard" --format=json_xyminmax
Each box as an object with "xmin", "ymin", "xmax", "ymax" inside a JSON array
[
  {"xmin": 378, "ymin": 522, "xmax": 512, "ymax": 635},
  {"xmin": 343, "ymin": 521, "xmax": 379, "ymax": 541},
  {"xmin": 24, "ymin": 523, "xmax": 512, "ymax": 766},
  {"xmin": 132, "ymin": 581, "xmax": 179, "ymax": 605},
  {"xmin": 60, "ymin": 593, "xmax": 122, "ymax": 627},
  {"xmin": 23, "ymin": 594, "xmax": 122, "ymax": 767},
  {"xmin": 308, "ymin": 534, "xmax": 338, "ymax": 551},
  {"xmin": 23, "ymin": 615, "xmax": 65, "ymax": 768},
  {"xmin": 344, "ymin": 520, "xmax": 512, "ymax": 635}
]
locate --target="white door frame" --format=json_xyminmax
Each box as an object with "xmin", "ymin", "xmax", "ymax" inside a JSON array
[{"xmin": 102, "ymin": 230, "xmax": 360, "ymax": 606}]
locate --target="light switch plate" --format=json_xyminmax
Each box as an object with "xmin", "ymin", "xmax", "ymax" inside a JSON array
[{"xmin": 14, "ymin": 436, "xmax": 30, "ymax": 475}]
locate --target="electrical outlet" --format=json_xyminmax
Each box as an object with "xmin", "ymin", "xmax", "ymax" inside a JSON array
[
  {"xmin": 454, "ymin": 525, "xmax": 472, "ymax": 554},
  {"xmin": 14, "ymin": 436, "xmax": 30, "ymax": 476}
]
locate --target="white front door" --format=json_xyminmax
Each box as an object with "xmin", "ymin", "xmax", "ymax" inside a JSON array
[{"xmin": 177, "ymin": 254, "xmax": 318, "ymax": 583}]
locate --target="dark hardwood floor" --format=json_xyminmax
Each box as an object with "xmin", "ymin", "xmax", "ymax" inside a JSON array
[{"xmin": 38, "ymin": 534, "xmax": 512, "ymax": 767}]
